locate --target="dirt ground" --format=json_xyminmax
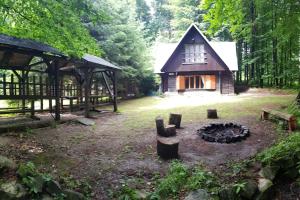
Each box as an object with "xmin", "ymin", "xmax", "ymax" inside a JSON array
[{"xmin": 0, "ymin": 89, "xmax": 296, "ymax": 199}]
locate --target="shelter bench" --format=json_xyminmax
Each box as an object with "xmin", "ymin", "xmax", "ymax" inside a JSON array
[{"xmin": 261, "ymin": 108, "xmax": 297, "ymax": 131}]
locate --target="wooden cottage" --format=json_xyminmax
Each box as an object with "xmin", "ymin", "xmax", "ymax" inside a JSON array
[{"xmin": 155, "ymin": 24, "xmax": 238, "ymax": 94}]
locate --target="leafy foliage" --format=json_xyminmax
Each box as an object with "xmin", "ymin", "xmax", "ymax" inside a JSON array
[
  {"xmin": 117, "ymin": 184, "xmax": 140, "ymax": 200},
  {"xmin": 88, "ymin": 0, "xmax": 157, "ymax": 97},
  {"xmin": 0, "ymin": 0, "xmax": 107, "ymax": 57},
  {"xmin": 257, "ymin": 132, "xmax": 300, "ymax": 165},
  {"xmin": 17, "ymin": 162, "xmax": 51, "ymax": 194},
  {"xmin": 149, "ymin": 161, "xmax": 219, "ymax": 199},
  {"xmin": 153, "ymin": 161, "xmax": 188, "ymax": 197},
  {"xmin": 201, "ymin": 0, "xmax": 300, "ymax": 88}
]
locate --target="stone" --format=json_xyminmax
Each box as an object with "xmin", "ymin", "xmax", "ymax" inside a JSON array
[
  {"xmin": 258, "ymin": 166, "xmax": 279, "ymax": 181},
  {"xmin": 258, "ymin": 178, "xmax": 273, "ymax": 193},
  {"xmin": 63, "ymin": 189, "xmax": 85, "ymax": 200},
  {"xmin": 0, "ymin": 180, "xmax": 27, "ymax": 199},
  {"xmin": 42, "ymin": 194, "xmax": 54, "ymax": 200},
  {"xmin": 275, "ymin": 158, "xmax": 294, "ymax": 169},
  {"xmin": 184, "ymin": 189, "xmax": 210, "ymax": 200},
  {"xmin": 240, "ymin": 180, "xmax": 258, "ymax": 200},
  {"xmin": 219, "ymin": 187, "xmax": 239, "ymax": 200},
  {"xmin": 0, "ymin": 155, "xmax": 16, "ymax": 171},
  {"xmin": 45, "ymin": 180, "xmax": 62, "ymax": 196},
  {"xmin": 76, "ymin": 118, "xmax": 95, "ymax": 126},
  {"xmin": 135, "ymin": 190, "xmax": 148, "ymax": 199},
  {"xmin": 256, "ymin": 179, "xmax": 274, "ymax": 200},
  {"xmin": 283, "ymin": 167, "xmax": 299, "ymax": 179}
]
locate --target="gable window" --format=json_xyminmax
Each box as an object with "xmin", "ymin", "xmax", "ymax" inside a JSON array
[{"xmin": 184, "ymin": 44, "xmax": 205, "ymax": 63}]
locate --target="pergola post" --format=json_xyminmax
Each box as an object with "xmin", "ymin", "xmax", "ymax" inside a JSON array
[
  {"xmin": 21, "ymin": 71, "xmax": 26, "ymax": 114},
  {"xmin": 113, "ymin": 71, "xmax": 118, "ymax": 112},
  {"xmin": 83, "ymin": 68, "xmax": 93, "ymax": 118},
  {"xmin": 54, "ymin": 62, "xmax": 60, "ymax": 121}
]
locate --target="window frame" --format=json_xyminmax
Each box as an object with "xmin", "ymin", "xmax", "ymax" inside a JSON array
[{"xmin": 184, "ymin": 44, "xmax": 206, "ymax": 64}]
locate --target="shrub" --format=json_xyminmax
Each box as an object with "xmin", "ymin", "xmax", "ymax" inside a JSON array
[
  {"xmin": 149, "ymin": 161, "xmax": 219, "ymax": 199},
  {"xmin": 154, "ymin": 161, "xmax": 188, "ymax": 197},
  {"xmin": 257, "ymin": 132, "xmax": 300, "ymax": 165}
]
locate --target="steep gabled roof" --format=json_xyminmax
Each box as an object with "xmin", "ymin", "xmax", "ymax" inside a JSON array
[
  {"xmin": 157, "ymin": 24, "xmax": 238, "ymax": 72},
  {"xmin": 210, "ymin": 42, "xmax": 238, "ymax": 71}
]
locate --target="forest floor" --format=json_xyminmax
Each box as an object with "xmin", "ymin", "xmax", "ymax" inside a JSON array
[{"xmin": 0, "ymin": 88, "xmax": 297, "ymax": 199}]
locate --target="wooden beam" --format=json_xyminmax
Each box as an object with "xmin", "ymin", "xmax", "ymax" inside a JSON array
[
  {"xmin": 101, "ymin": 72, "xmax": 113, "ymax": 97},
  {"xmin": 0, "ymin": 46, "xmax": 65, "ymax": 61},
  {"xmin": 54, "ymin": 62, "xmax": 60, "ymax": 121},
  {"xmin": 29, "ymin": 60, "xmax": 45, "ymax": 67},
  {"xmin": 0, "ymin": 51, "xmax": 13, "ymax": 66},
  {"xmin": 112, "ymin": 71, "xmax": 117, "ymax": 112},
  {"xmin": 83, "ymin": 68, "xmax": 93, "ymax": 118}
]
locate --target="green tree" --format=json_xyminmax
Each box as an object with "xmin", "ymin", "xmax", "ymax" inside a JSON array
[
  {"xmin": 169, "ymin": 0, "xmax": 202, "ymax": 40},
  {"xmin": 89, "ymin": 0, "xmax": 156, "ymax": 96},
  {"xmin": 135, "ymin": 0, "xmax": 155, "ymax": 41},
  {"xmin": 0, "ymin": 0, "xmax": 107, "ymax": 57},
  {"xmin": 202, "ymin": 0, "xmax": 300, "ymax": 88},
  {"xmin": 151, "ymin": 0, "xmax": 173, "ymax": 41}
]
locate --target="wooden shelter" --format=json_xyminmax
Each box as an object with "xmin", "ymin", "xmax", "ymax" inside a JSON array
[
  {"xmin": 0, "ymin": 34, "xmax": 120, "ymax": 120},
  {"xmin": 0, "ymin": 34, "xmax": 65, "ymax": 121},
  {"xmin": 59, "ymin": 54, "xmax": 121, "ymax": 118}
]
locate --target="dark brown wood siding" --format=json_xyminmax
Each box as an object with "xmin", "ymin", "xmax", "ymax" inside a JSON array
[
  {"xmin": 221, "ymin": 72, "xmax": 234, "ymax": 94},
  {"xmin": 167, "ymin": 75, "xmax": 176, "ymax": 92},
  {"xmin": 162, "ymin": 27, "xmax": 226, "ymax": 73}
]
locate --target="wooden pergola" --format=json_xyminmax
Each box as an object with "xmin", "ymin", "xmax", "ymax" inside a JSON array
[
  {"xmin": 60, "ymin": 54, "xmax": 121, "ymax": 118},
  {"xmin": 0, "ymin": 34, "xmax": 120, "ymax": 120}
]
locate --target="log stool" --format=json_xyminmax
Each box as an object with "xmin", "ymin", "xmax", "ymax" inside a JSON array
[
  {"xmin": 155, "ymin": 116, "xmax": 165, "ymax": 136},
  {"xmin": 207, "ymin": 109, "xmax": 218, "ymax": 119},
  {"xmin": 169, "ymin": 113, "xmax": 182, "ymax": 128},
  {"xmin": 165, "ymin": 125, "xmax": 176, "ymax": 137},
  {"xmin": 157, "ymin": 136, "xmax": 179, "ymax": 159}
]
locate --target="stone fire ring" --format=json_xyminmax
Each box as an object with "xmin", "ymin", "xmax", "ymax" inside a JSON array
[{"xmin": 197, "ymin": 123, "xmax": 250, "ymax": 143}]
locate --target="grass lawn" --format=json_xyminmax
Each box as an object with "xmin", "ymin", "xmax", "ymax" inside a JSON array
[
  {"xmin": 115, "ymin": 89, "xmax": 295, "ymax": 131},
  {"xmin": 0, "ymin": 88, "xmax": 297, "ymax": 199}
]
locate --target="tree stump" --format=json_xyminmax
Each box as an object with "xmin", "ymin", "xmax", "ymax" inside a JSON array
[
  {"xmin": 207, "ymin": 109, "xmax": 218, "ymax": 119},
  {"xmin": 169, "ymin": 113, "xmax": 182, "ymax": 128},
  {"xmin": 155, "ymin": 116, "xmax": 165, "ymax": 136},
  {"xmin": 165, "ymin": 125, "xmax": 176, "ymax": 137},
  {"xmin": 157, "ymin": 136, "xmax": 179, "ymax": 159}
]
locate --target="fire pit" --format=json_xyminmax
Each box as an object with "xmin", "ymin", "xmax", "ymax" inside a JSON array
[{"xmin": 197, "ymin": 123, "xmax": 250, "ymax": 143}]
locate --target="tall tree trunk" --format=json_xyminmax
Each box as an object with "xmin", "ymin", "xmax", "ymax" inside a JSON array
[{"xmin": 250, "ymin": 0, "xmax": 256, "ymax": 82}]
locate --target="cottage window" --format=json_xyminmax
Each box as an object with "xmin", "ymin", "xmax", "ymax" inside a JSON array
[{"xmin": 184, "ymin": 44, "xmax": 205, "ymax": 63}]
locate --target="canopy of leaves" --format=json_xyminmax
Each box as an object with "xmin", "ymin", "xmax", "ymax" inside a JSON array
[
  {"xmin": 201, "ymin": 0, "xmax": 300, "ymax": 88},
  {"xmin": 0, "ymin": 0, "xmax": 108, "ymax": 57},
  {"xmin": 88, "ymin": 0, "xmax": 156, "ymax": 96}
]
